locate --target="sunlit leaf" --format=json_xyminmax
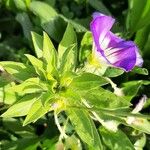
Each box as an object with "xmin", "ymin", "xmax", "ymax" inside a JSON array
[
  {"xmin": 64, "ymin": 136, "xmax": 82, "ymax": 150},
  {"xmin": 0, "ymin": 61, "xmax": 35, "ymax": 81},
  {"xmin": 82, "ymin": 87, "xmax": 130, "ymax": 109},
  {"xmin": 10, "ymin": 78, "xmax": 47, "ymax": 95},
  {"xmin": 1, "ymin": 94, "xmax": 40, "ymax": 118},
  {"xmin": 134, "ymin": 133, "xmax": 146, "ymax": 150},
  {"xmin": 0, "ymin": 83, "xmax": 17, "ymax": 105},
  {"xmin": 58, "ymin": 23, "xmax": 77, "ymax": 62},
  {"xmin": 14, "ymin": 0, "xmax": 27, "ymax": 11},
  {"xmin": 69, "ymin": 73, "xmax": 108, "ymax": 91},
  {"xmin": 59, "ymin": 44, "xmax": 77, "ymax": 73},
  {"xmin": 126, "ymin": 117, "xmax": 150, "ymax": 134},
  {"xmin": 25, "ymin": 54, "xmax": 46, "ymax": 79},
  {"xmin": 68, "ymin": 109, "xmax": 103, "ymax": 149},
  {"xmin": 99, "ymin": 127, "xmax": 134, "ymax": 150},
  {"xmin": 23, "ymin": 96, "xmax": 49, "ymax": 126},
  {"xmin": 31, "ymin": 32, "xmax": 43, "ymax": 58},
  {"xmin": 43, "ymin": 32, "xmax": 57, "ymax": 74}
]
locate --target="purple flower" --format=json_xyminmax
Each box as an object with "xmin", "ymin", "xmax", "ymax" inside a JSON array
[{"xmin": 90, "ymin": 12, "xmax": 143, "ymax": 72}]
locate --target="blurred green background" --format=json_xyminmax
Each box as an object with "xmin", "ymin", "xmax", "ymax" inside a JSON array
[{"xmin": 1, "ymin": 0, "xmax": 150, "ymax": 69}]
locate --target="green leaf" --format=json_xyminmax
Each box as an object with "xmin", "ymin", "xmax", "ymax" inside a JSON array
[
  {"xmin": 59, "ymin": 44, "xmax": 77, "ymax": 73},
  {"xmin": 134, "ymin": 134, "xmax": 146, "ymax": 150},
  {"xmin": 0, "ymin": 75, "xmax": 11, "ymax": 87},
  {"xmin": 122, "ymin": 80, "xmax": 150, "ymax": 101},
  {"xmin": 25, "ymin": 0, "xmax": 31, "ymax": 8},
  {"xmin": 143, "ymin": 35, "xmax": 150, "ymax": 58},
  {"xmin": 61, "ymin": 88, "xmax": 81, "ymax": 107},
  {"xmin": 61, "ymin": 15, "xmax": 88, "ymax": 32},
  {"xmin": 69, "ymin": 73, "xmax": 108, "ymax": 91},
  {"xmin": 60, "ymin": 72, "xmax": 76, "ymax": 88},
  {"xmin": 64, "ymin": 136, "xmax": 82, "ymax": 150},
  {"xmin": 25, "ymin": 54, "xmax": 44, "ymax": 69},
  {"xmin": 126, "ymin": 0, "xmax": 146, "ymax": 31},
  {"xmin": 136, "ymin": 1, "xmax": 150, "ymax": 29},
  {"xmin": 23, "ymin": 95, "xmax": 49, "ymax": 126},
  {"xmin": 82, "ymin": 87, "xmax": 130, "ymax": 109},
  {"xmin": 2, "ymin": 137, "xmax": 39, "ymax": 150},
  {"xmin": 88, "ymin": 0, "xmax": 111, "ymax": 15},
  {"xmin": 25, "ymin": 54, "xmax": 46, "ymax": 79},
  {"xmin": 0, "ymin": 83, "xmax": 17, "ymax": 105},
  {"xmin": 127, "ymin": 0, "xmax": 150, "ymax": 32},
  {"xmin": 95, "ymin": 108, "xmax": 150, "ymax": 120},
  {"xmin": 95, "ymin": 108, "xmax": 130, "ymax": 118},
  {"xmin": 4, "ymin": 0, "xmax": 16, "ymax": 10},
  {"xmin": 30, "ymin": 1, "xmax": 57, "ymax": 23},
  {"xmin": 16, "ymin": 13, "xmax": 33, "ymax": 41},
  {"xmin": 68, "ymin": 109, "xmax": 103, "ymax": 149},
  {"xmin": 123, "ymin": 81, "xmax": 142, "ymax": 101},
  {"xmin": 11, "ymin": 78, "xmax": 48, "ymax": 95},
  {"xmin": 0, "ymin": 61, "xmax": 35, "ymax": 81},
  {"xmin": 135, "ymin": 25, "xmax": 150, "ymax": 49},
  {"xmin": 104, "ymin": 67, "xmax": 124, "ymax": 77},
  {"xmin": 42, "ymin": 16, "xmax": 67, "ymax": 42},
  {"xmin": 93, "ymin": 111, "xmax": 127, "ymax": 131},
  {"xmin": 58, "ymin": 23, "xmax": 77, "ymax": 62},
  {"xmin": 99, "ymin": 127, "xmax": 134, "ymax": 150},
  {"xmin": 14, "ymin": 0, "xmax": 27, "ymax": 11},
  {"xmin": 3, "ymin": 118, "xmax": 34, "ymax": 133},
  {"xmin": 79, "ymin": 31, "xmax": 92, "ymax": 63},
  {"xmin": 132, "ymin": 67, "xmax": 149, "ymax": 75},
  {"xmin": 40, "ymin": 91, "xmax": 55, "ymax": 106},
  {"xmin": 1, "ymin": 94, "xmax": 39, "ymax": 118},
  {"xmin": 43, "ymin": 32, "xmax": 57, "ymax": 74},
  {"xmin": 144, "ymin": 98, "xmax": 150, "ymax": 109},
  {"xmin": 127, "ymin": 117, "xmax": 150, "ymax": 134},
  {"xmin": 68, "ymin": 19, "xmax": 88, "ymax": 32},
  {"xmin": 42, "ymin": 138, "xmax": 57, "ymax": 150},
  {"xmin": 31, "ymin": 32, "xmax": 43, "ymax": 58}
]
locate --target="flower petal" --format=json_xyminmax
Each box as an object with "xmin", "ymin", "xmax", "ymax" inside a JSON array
[
  {"xmin": 90, "ymin": 13, "xmax": 115, "ymax": 55},
  {"xmin": 101, "ymin": 32, "xmax": 123, "ymax": 50},
  {"xmin": 92, "ymin": 12, "xmax": 105, "ymax": 19},
  {"xmin": 104, "ymin": 41, "xmax": 137, "ymax": 71},
  {"xmin": 90, "ymin": 12, "xmax": 143, "ymax": 72},
  {"xmin": 135, "ymin": 49, "xmax": 143, "ymax": 67}
]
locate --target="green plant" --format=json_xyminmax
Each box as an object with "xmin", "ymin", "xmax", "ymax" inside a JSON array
[{"xmin": 0, "ymin": 23, "xmax": 150, "ymax": 149}]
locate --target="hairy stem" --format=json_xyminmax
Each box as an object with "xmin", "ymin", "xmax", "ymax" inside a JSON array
[{"xmin": 54, "ymin": 112, "xmax": 67, "ymax": 140}]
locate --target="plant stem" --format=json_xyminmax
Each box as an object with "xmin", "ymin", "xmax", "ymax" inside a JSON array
[
  {"xmin": 82, "ymin": 100, "xmax": 118, "ymax": 131},
  {"xmin": 105, "ymin": 77, "xmax": 124, "ymax": 96},
  {"xmin": 54, "ymin": 112, "xmax": 67, "ymax": 140}
]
